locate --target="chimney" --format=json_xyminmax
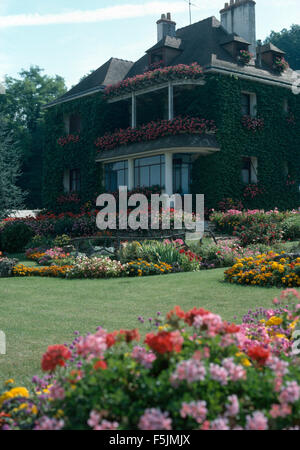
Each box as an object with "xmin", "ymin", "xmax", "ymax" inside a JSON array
[
  {"xmin": 220, "ymin": 0, "xmax": 256, "ymax": 56},
  {"xmin": 156, "ymin": 13, "xmax": 176, "ymax": 42}
]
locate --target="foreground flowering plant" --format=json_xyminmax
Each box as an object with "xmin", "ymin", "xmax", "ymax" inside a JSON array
[{"xmin": 1, "ymin": 290, "xmax": 300, "ymax": 430}]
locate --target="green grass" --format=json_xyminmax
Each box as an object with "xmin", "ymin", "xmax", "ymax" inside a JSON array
[{"xmin": 1, "ymin": 268, "xmax": 298, "ymax": 386}]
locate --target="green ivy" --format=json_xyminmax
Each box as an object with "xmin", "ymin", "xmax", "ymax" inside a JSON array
[{"xmin": 43, "ymin": 73, "xmax": 300, "ymax": 211}]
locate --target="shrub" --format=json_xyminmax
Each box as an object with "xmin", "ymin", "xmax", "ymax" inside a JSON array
[
  {"xmin": 282, "ymin": 215, "xmax": 300, "ymax": 241},
  {"xmin": 1, "ymin": 290, "xmax": 300, "ymax": 430},
  {"xmin": 26, "ymin": 235, "xmax": 53, "ymax": 250},
  {"xmin": 1, "ymin": 222, "xmax": 33, "ymax": 253},
  {"xmin": 52, "ymin": 234, "xmax": 71, "ymax": 247}
]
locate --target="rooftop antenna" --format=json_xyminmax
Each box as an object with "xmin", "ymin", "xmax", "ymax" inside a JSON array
[{"xmin": 184, "ymin": 0, "xmax": 199, "ymax": 25}]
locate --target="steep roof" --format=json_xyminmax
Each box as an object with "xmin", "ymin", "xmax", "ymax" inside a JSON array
[
  {"xmin": 45, "ymin": 15, "xmax": 294, "ymax": 108},
  {"xmin": 46, "ymin": 57, "xmax": 133, "ymax": 107}
]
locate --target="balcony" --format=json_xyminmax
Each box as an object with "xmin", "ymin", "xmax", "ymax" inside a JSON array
[{"xmin": 95, "ymin": 117, "xmax": 220, "ymax": 195}]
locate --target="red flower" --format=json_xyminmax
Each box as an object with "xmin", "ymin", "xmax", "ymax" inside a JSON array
[
  {"xmin": 166, "ymin": 305, "xmax": 185, "ymax": 321},
  {"xmin": 41, "ymin": 345, "xmax": 72, "ymax": 372},
  {"xmin": 184, "ymin": 307, "xmax": 210, "ymax": 326},
  {"xmin": 224, "ymin": 323, "xmax": 240, "ymax": 334},
  {"xmin": 247, "ymin": 345, "xmax": 270, "ymax": 366},
  {"xmin": 118, "ymin": 329, "xmax": 140, "ymax": 343},
  {"xmin": 93, "ymin": 360, "xmax": 107, "ymax": 370},
  {"xmin": 106, "ymin": 332, "xmax": 117, "ymax": 348},
  {"xmin": 145, "ymin": 330, "xmax": 183, "ymax": 354}
]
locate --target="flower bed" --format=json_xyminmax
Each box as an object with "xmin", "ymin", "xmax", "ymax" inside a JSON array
[
  {"xmin": 1, "ymin": 290, "xmax": 300, "ymax": 430},
  {"xmin": 104, "ymin": 63, "xmax": 203, "ymax": 99},
  {"xmin": 210, "ymin": 209, "xmax": 299, "ymax": 245},
  {"xmin": 13, "ymin": 264, "xmax": 73, "ymax": 278},
  {"xmin": 224, "ymin": 252, "xmax": 300, "ymax": 287},
  {"xmin": 26, "ymin": 247, "xmax": 70, "ymax": 266},
  {"xmin": 66, "ymin": 256, "xmax": 127, "ymax": 279},
  {"xmin": 127, "ymin": 260, "xmax": 173, "ymax": 276},
  {"xmin": 95, "ymin": 116, "xmax": 217, "ymax": 152}
]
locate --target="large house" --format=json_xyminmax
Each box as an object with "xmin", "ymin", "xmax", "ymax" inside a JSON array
[{"xmin": 43, "ymin": 0, "xmax": 300, "ymax": 211}]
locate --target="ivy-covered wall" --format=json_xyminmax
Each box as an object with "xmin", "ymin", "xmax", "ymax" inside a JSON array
[{"xmin": 43, "ymin": 73, "xmax": 300, "ymax": 211}]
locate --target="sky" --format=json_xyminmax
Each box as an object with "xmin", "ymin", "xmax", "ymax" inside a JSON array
[{"xmin": 0, "ymin": 0, "xmax": 299, "ymax": 89}]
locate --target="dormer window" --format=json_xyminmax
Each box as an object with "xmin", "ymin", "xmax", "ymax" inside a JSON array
[
  {"xmin": 256, "ymin": 43, "xmax": 286, "ymax": 71},
  {"xmin": 221, "ymin": 34, "xmax": 251, "ymax": 60}
]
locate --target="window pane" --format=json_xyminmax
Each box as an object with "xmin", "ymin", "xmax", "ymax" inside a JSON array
[
  {"xmin": 241, "ymin": 94, "xmax": 250, "ymax": 116},
  {"xmin": 140, "ymin": 166, "xmax": 150, "ymax": 186},
  {"xmin": 150, "ymin": 165, "xmax": 161, "ymax": 186}
]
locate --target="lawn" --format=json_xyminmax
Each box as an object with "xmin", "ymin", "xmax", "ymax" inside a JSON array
[{"xmin": 1, "ymin": 268, "xmax": 297, "ymax": 386}]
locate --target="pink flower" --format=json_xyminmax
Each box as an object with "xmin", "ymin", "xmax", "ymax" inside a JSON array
[
  {"xmin": 131, "ymin": 346, "xmax": 156, "ymax": 369},
  {"xmin": 180, "ymin": 401, "xmax": 207, "ymax": 424},
  {"xmin": 225, "ymin": 395, "xmax": 239, "ymax": 417},
  {"xmin": 138, "ymin": 408, "xmax": 172, "ymax": 430},
  {"xmin": 210, "ymin": 417, "xmax": 230, "ymax": 430},
  {"xmin": 270, "ymin": 403, "xmax": 292, "ymax": 418},
  {"xmin": 279, "ymin": 381, "xmax": 300, "ymax": 404},
  {"xmin": 76, "ymin": 328, "xmax": 108, "ymax": 360},
  {"xmin": 88, "ymin": 410, "xmax": 101, "ymax": 429},
  {"xmin": 49, "ymin": 383, "xmax": 65, "ymax": 400},
  {"xmin": 170, "ymin": 359, "xmax": 206, "ymax": 386},
  {"xmin": 209, "ymin": 363, "xmax": 228, "ymax": 385},
  {"xmin": 246, "ymin": 411, "xmax": 268, "ymax": 430},
  {"xmin": 34, "ymin": 416, "xmax": 64, "ymax": 430}
]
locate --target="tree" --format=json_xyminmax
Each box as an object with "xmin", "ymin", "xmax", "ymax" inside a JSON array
[
  {"xmin": 264, "ymin": 24, "xmax": 300, "ymax": 70},
  {"xmin": 1, "ymin": 66, "xmax": 67, "ymax": 208},
  {"xmin": 0, "ymin": 115, "xmax": 26, "ymax": 219}
]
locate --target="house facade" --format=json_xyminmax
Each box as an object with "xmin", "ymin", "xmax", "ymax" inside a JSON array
[{"xmin": 43, "ymin": 0, "xmax": 300, "ymax": 212}]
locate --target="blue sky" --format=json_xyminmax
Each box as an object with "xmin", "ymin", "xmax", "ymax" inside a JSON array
[{"xmin": 0, "ymin": 0, "xmax": 299, "ymax": 89}]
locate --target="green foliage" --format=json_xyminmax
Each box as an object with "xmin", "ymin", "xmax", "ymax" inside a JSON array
[
  {"xmin": 264, "ymin": 25, "xmax": 300, "ymax": 70},
  {"xmin": 282, "ymin": 214, "xmax": 300, "ymax": 240},
  {"xmin": 0, "ymin": 116, "xmax": 26, "ymax": 219},
  {"xmin": 2, "ymin": 66, "xmax": 67, "ymax": 208},
  {"xmin": 43, "ymin": 73, "xmax": 300, "ymax": 211},
  {"xmin": 1, "ymin": 222, "xmax": 33, "ymax": 253},
  {"xmin": 53, "ymin": 234, "xmax": 71, "ymax": 247}
]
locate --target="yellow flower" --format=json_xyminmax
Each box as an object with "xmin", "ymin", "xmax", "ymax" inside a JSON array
[
  {"xmin": 0, "ymin": 387, "xmax": 29, "ymax": 407},
  {"xmin": 241, "ymin": 358, "xmax": 251, "ymax": 367},
  {"xmin": 266, "ymin": 316, "xmax": 283, "ymax": 327},
  {"xmin": 4, "ymin": 379, "xmax": 15, "ymax": 385}
]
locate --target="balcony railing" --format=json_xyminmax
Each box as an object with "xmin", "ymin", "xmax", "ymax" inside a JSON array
[
  {"xmin": 104, "ymin": 63, "xmax": 204, "ymax": 101},
  {"xmin": 95, "ymin": 117, "xmax": 217, "ymax": 153}
]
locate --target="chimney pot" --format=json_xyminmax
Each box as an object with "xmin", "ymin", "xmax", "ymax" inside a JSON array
[
  {"xmin": 220, "ymin": 0, "xmax": 256, "ymax": 56},
  {"xmin": 156, "ymin": 13, "xmax": 176, "ymax": 42}
]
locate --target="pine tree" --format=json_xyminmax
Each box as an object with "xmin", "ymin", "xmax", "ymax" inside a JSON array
[{"xmin": 0, "ymin": 116, "xmax": 26, "ymax": 219}]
